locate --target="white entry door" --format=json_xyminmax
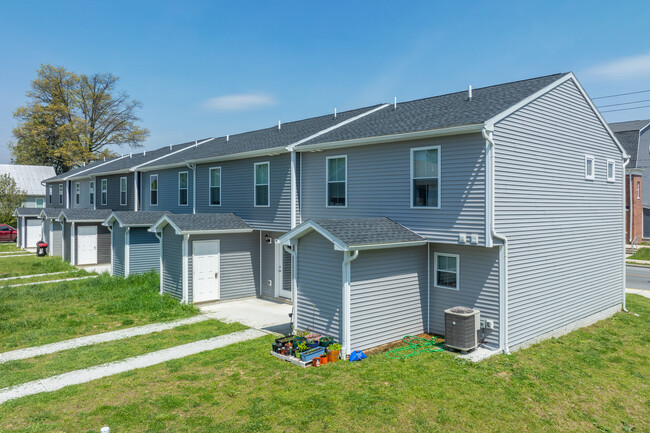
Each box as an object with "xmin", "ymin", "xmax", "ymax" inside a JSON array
[
  {"xmin": 26, "ymin": 219, "xmax": 42, "ymax": 248},
  {"xmin": 77, "ymin": 225, "xmax": 97, "ymax": 265},
  {"xmin": 192, "ymin": 240, "xmax": 220, "ymax": 303},
  {"xmin": 276, "ymin": 243, "xmax": 291, "ymax": 298}
]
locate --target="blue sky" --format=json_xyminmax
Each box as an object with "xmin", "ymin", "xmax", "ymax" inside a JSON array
[{"xmin": 1, "ymin": 1, "xmax": 649, "ymax": 164}]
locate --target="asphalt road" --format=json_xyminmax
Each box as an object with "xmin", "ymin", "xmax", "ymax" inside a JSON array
[{"xmin": 626, "ymin": 264, "xmax": 650, "ymax": 291}]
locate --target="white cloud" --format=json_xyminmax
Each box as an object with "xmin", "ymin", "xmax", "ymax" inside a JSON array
[
  {"xmin": 586, "ymin": 53, "xmax": 650, "ymax": 79},
  {"xmin": 202, "ymin": 93, "xmax": 276, "ymax": 111}
]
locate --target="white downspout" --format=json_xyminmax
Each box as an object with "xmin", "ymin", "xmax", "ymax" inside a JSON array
[
  {"xmin": 342, "ymin": 249, "xmax": 359, "ymax": 358},
  {"xmin": 186, "ymin": 163, "xmax": 196, "ymax": 214},
  {"xmin": 483, "ymin": 126, "xmax": 510, "ymax": 355},
  {"xmin": 134, "ymin": 171, "xmax": 139, "ymax": 212},
  {"xmin": 621, "ymin": 155, "xmax": 632, "ymax": 313},
  {"xmin": 628, "ymin": 169, "xmax": 633, "ymax": 243},
  {"xmin": 290, "ymin": 151, "xmax": 297, "ymax": 229},
  {"xmin": 284, "ymin": 244, "xmax": 298, "ymax": 330}
]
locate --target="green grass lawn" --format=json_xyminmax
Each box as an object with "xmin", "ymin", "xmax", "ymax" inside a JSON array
[
  {"xmin": 627, "ymin": 247, "xmax": 650, "ymax": 261},
  {"xmin": 0, "ymin": 242, "xmax": 21, "ymax": 253},
  {"xmin": 0, "ymin": 271, "xmax": 197, "ymax": 351},
  {"xmin": 0, "ymin": 295, "xmax": 647, "ymax": 433},
  {"xmin": 0, "ymin": 254, "xmax": 77, "ymax": 278},
  {"xmin": 0, "ymin": 319, "xmax": 247, "ymax": 389}
]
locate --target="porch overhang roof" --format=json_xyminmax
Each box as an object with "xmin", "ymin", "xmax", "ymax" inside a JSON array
[
  {"xmin": 149, "ymin": 213, "xmax": 253, "ymax": 236},
  {"xmin": 104, "ymin": 211, "xmax": 170, "ymax": 228},
  {"xmin": 56, "ymin": 209, "xmax": 112, "ymax": 223}
]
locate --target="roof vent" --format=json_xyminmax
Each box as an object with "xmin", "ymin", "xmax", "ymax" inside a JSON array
[
  {"xmin": 169, "ymin": 143, "xmax": 172, "ymax": 151},
  {"xmin": 468, "ymin": 85, "xmax": 472, "ymax": 101},
  {"xmin": 394, "ymin": 97, "xmax": 397, "ymax": 110},
  {"xmin": 129, "ymin": 152, "xmax": 132, "ymax": 158},
  {"xmin": 334, "ymin": 108, "xmax": 337, "ymax": 119},
  {"xmin": 143, "ymin": 150, "xmax": 146, "ymax": 156},
  {"xmin": 278, "ymin": 120, "xmax": 281, "ymax": 131},
  {"xmin": 226, "ymin": 135, "xmax": 229, "ymax": 142},
  {"xmin": 195, "ymin": 140, "xmax": 198, "ymax": 147}
]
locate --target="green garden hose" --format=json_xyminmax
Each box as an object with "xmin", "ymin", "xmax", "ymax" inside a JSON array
[{"xmin": 385, "ymin": 335, "xmax": 445, "ymax": 359}]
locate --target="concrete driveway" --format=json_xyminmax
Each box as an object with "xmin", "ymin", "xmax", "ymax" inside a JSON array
[
  {"xmin": 626, "ymin": 264, "xmax": 650, "ymax": 299},
  {"xmin": 198, "ymin": 297, "xmax": 293, "ymax": 334}
]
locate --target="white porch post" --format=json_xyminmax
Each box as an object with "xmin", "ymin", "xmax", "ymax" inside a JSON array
[
  {"xmin": 341, "ymin": 250, "xmax": 359, "ymax": 358},
  {"xmin": 124, "ymin": 227, "xmax": 131, "ymax": 277},
  {"xmin": 70, "ymin": 222, "xmax": 76, "ymax": 265},
  {"xmin": 182, "ymin": 234, "xmax": 190, "ymax": 303}
]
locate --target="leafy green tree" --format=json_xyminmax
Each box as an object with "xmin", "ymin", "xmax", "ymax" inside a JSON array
[
  {"xmin": 10, "ymin": 65, "xmax": 149, "ymax": 174},
  {"xmin": 0, "ymin": 174, "xmax": 26, "ymax": 227}
]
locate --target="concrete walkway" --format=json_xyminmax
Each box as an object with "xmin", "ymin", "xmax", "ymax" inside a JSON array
[
  {"xmin": 3, "ymin": 275, "xmax": 98, "ymax": 288},
  {"xmin": 199, "ymin": 297, "xmax": 292, "ymax": 334},
  {"xmin": 627, "ymin": 288, "xmax": 650, "ymax": 299},
  {"xmin": 0, "ymin": 271, "xmax": 69, "ymax": 281},
  {"xmin": 0, "ymin": 328, "xmax": 265, "ymax": 404},
  {"xmin": 0, "ymin": 315, "xmax": 216, "ymax": 363}
]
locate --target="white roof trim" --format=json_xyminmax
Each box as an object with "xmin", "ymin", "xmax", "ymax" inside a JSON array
[
  {"xmin": 347, "ymin": 240, "xmax": 428, "ymax": 250},
  {"xmin": 130, "ymin": 138, "xmax": 216, "ymax": 171},
  {"xmin": 56, "ymin": 155, "xmax": 127, "ymax": 181},
  {"xmin": 484, "ymin": 72, "xmax": 628, "ymax": 158},
  {"xmin": 294, "ymin": 123, "xmax": 484, "ymax": 152},
  {"xmin": 148, "ymin": 214, "xmax": 252, "ymax": 235},
  {"xmin": 286, "ymin": 104, "xmax": 390, "ymax": 151}
]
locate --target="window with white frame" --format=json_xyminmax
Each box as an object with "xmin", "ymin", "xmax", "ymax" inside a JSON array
[
  {"xmin": 326, "ymin": 156, "xmax": 347, "ymax": 207},
  {"xmin": 59, "ymin": 184, "xmax": 63, "ymax": 205},
  {"xmin": 49, "ymin": 186, "xmax": 52, "ymax": 204},
  {"xmin": 89, "ymin": 181, "xmax": 95, "ymax": 205},
  {"xmin": 75, "ymin": 182, "xmax": 80, "ymax": 205},
  {"xmin": 434, "ymin": 253, "xmax": 459, "ymax": 290},
  {"xmin": 637, "ymin": 181, "xmax": 641, "ymax": 200},
  {"xmin": 120, "ymin": 177, "xmax": 127, "ymax": 206},
  {"xmin": 36, "ymin": 198, "xmax": 44, "ymax": 208},
  {"xmin": 150, "ymin": 175, "xmax": 158, "ymax": 206},
  {"xmin": 585, "ymin": 155, "xmax": 595, "ymax": 180},
  {"xmin": 101, "ymin": 179, "xmax": 107, "ymax": 205},
  {"xmin": 179, "ymin": 172, "xmax": 188, "ymax": 206},
  {"xmin": 411, "ymin": 146, "xmax": 440, "ymax": 207},
  {"xmin": 254, "ymin": 162, "xmax": 269, "ymax": 207},
  {"xmin": 606, "ymin": 159, "xmax": 615, "ymax": 182},
  {"xmin": 209, "ymin": 167, "xmax": 221, "ymax": 206}
]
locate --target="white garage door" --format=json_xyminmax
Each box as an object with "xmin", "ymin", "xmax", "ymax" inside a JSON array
[
  {"xmin": 77, "ymin": 225, "xmax": 97, "ymax": 265},
  {"xmin": 26, "ymin": 219, "xmax": 42, "ymax": 249},
  {"xmin": 192, "ymin": 240, "xmax": 220, "ymax": 303}
]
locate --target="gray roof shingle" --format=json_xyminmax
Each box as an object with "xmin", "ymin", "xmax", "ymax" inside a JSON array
[
  {"xmin": 161, "ymin": 213, "xmax": 251, "ymax": 233},
  {"xmin": 58, "ymin": 209, "xmax": 112, "ymax": 222},
  {"xmin": 40, "ymin": 208, "xmax": 62, "ymax": 219},
  {"xmin": 137, "ymin": 106, "xmax": 381, "ymax": 170},
  {"xmin": 608, "ymin": 119, "xmax": 650, "ymax": 133},
  {"xmin": 108, "ymin": 211, "xmax": 170, "ymax": 227},
  {"xmin": 14, "ymin": 207, "xmax": 43, "ymax": 217},
  {"xmin": 613, "ymin": 130, "xmax": 639, "ymax": 167},
  {"xmin": 297, "ymin": 73, "xmax": 568, "ymax": 146},
  {"xmin": 309, "ymin": 217, "xmax": 424, "ymax": 246}
]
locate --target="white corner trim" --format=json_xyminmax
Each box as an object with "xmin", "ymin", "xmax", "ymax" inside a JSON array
[
  {"xmin": 124, "ymin": 227, "xmax": 131, "ymax": 277},
  {"xmin": 182, "ymin": 234, "xmax": 190, "ymax": 304}
]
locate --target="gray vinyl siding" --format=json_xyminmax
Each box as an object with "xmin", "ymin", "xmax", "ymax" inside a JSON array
[
  {"xmin": 50, "ymin": 221, "xmax": 62, "ymax": 256},
  {"xmin": 194, "ymin": 154, "xmax": 291, "ymax": 231},
  {"xmin": 162, "ymin": 225, "xmax": 183, "ymax": 300},
  {"xmin": 63, "ymin": 222, "xmax": 71, "ymax": 262},
  {"xmin": 188, "ymin": 232, "xmax": 260, "ymax": 303},
  {"xmin": 96, "ymin": 174, "xmax": 134, "ymax": 210},
  {"xmin": 350, "ymin": 245, "xmax": 428, "ymax": 351},
  {"xmin": 299, "ymin": 135, "xmax": 487, "ymax": 245},
  {"xmin": 42, "ymin": 219, "xmax": 49, "ymax": 244},
  {"xmin": 635, "ymin": 128, "xmax": 650, "ymax": 207},
  {"xmin": 23, "ymin": 196, "xmax": 45, "ymax": 208},
  {"xmin": 46, "ymin": 182, "xmax": 66, "ymax": 208},
  {"xmin": 429, "ymin": 244, "xmax": 501, "ymax": 347},
  {"xmin": 128, "ymin": 228, "xmax": 160, "ymax": 275},
  {"xmin": 295, "ymin": 231, "xmax": 344, "ymax": 340},
  {"xmin": 71, "ymin": 180, "xmax": 92, "ymax": 209},
  {"xmin": 140, "ymin": 169, "xmax": 193, "ymax": 213},
  {"xmin": 112, "ymin": 224, "xmax": 126, "ymax": 277},
  {"xmin": 494, "ymin": 78, "xmax": 624, "ymax": 348}
]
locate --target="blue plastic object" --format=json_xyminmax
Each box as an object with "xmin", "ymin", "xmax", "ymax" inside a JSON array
[
  {"xmin": 349, "ymin": 350, "xmax": 367, "ymax": 361},
  {"xmin": 300, "ymin": 347, "xmax": 325, "ymax": 362}
]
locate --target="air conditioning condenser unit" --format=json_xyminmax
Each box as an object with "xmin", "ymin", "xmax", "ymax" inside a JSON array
[{"xmin": 444, "ymin": 306, "xmax": 480, "ymax": 352}]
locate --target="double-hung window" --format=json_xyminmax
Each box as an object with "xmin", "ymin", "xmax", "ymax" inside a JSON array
[
  {"xmin": 101, "ymin": 179, "xmax": 107, "ymax": 205},
  {"xmin": 254, "ymin": 162, "xmax": 269, "ymax": 207},
  {"xmin": 411, "ymin": 146, "xmax": 440, "ymax": 208},
  {"xmin": 326, "ymin": 156, "xmax": 347, "ymax": 207},
  {"xmin": 209, "ymin": 167, "xmax": 221, "ymax": 206},
  {"xmin": 434, "ymin": 253, "xmax": 459, "ymax": 290},
  {"xmin": 75, "ymin": 182, "xmax": 80, "ymax": 205},
  {"xmin": 585, "ymin": 155, "xmax": 595, "ymax": 180},
  {"xmin": 36, "ymin": 198, "xmax": 44, "ymax": 208},
  {"xmin": 179, "ymin": 172, "xmax": 188, "ymax": 206},
  {"xmin": 89, "ymin": 181, "xmax": 95, "ymax": 205},
  {"xmin": 120, "ymin": 177, "xmax": 127, "ymax": 206},
  {"xmin": 606, "ymin": 159, "xmax": 615, "ymax": 183},
  {"xmin": 150, "ymin": 175, "xmax": 158, "ymax": 206},
  {"xmin": 59, "ymin": 184, "xmax": 63, "ymax": 205},
  {"xmin": 49, "ymin": 186, "xmax": 52, "ymax": 204}
]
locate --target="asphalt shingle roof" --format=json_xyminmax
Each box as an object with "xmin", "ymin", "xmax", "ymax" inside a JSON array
[
  {"xmin": 44, "ymin": 156, "xmax": 122, "ymax": 182},
  {"xmin": 14, "ymin": 207, "xmax": 43, "ymax": 217},
  {"xmin": 58, "ymin": 209, "xmax": 112, "ymax": 222},
  {"xmin": 613, "ymin": 130, "xmax": 640, "ymax": 167},
  {"xmin": 608, "ymin": 119, "xmax": 650, "ymax": 133},
  {"xmin": 297, "ymin": 73, "xmax": 568, "ymax": 146},
  {"xmin": 163, "ymin": 213, "xmax": 251, "ymax": 232},
  {"xmin": 138, "ymin": 106, "xmax": 381, "ymax": 170},
  {"xmin": 309, "ymin": 217, "xmax": 424, "ymax": 246},
  {"xmin": 108, "ymin": 211, "xmax": 170, "ymax": 227},
  {"xmin": 40, "ymin": 208, "xmax": 62, "ymax": 219}
]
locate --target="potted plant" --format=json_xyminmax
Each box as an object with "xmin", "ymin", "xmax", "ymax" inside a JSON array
[
  {"xmin": 300, "ymin": 346, "xmax": 325, "ymax": 363},
  {"xmin": 295, "ymin": 341, "xmax": 308, "ymax": 360},
  {"xmin": 306, "ymin": 338, "xmax": 320, "ymax": 349},
  {"xmin": 319, "ymin": 354, "xmax": 328, "ymax": 365},
  {"xmin": 319, "ymin": 336, "xmax": 333, "ymax": 348},
  {"xmin": 328, "ymin": 343, "xmax": 341, "ymax": 362}
]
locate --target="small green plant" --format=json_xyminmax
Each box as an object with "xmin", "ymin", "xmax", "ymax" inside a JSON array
[{"xmin": 329, "ymin": 343, "xmax": 342, "ymax": 352}]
